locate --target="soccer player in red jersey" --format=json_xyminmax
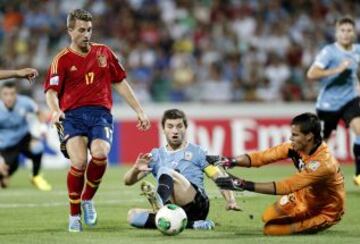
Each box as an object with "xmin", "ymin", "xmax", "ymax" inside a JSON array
[{"xmin": 44, "ymin": 9, "xmax": 150, "ymax": 232}]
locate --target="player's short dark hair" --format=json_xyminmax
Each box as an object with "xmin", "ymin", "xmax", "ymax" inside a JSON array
[
  {"xmin": 67, "ymin": 9, "xmax": 92, "ymax": 29},
  {"xmin": 161, "ymin": 109, "xmax": 188, "ymax": 128},
  {"xmin": 291, "ymin": 113, "xmax": 322, "ymax": 143},
  {"xmin": 0, "ymin": 81, "xmax": 16, "ymax": 90},
  {"xmin": 336, "ymin": 16, "xmax": 355, "ymax": 27}
]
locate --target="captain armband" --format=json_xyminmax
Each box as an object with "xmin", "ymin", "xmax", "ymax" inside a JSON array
[{"xmin": 204, "ymin": 165, "xmax": 222, "ymax": 178}]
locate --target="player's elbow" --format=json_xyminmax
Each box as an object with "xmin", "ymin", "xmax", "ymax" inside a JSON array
[
  {"xmin": 123, "ymin": 175, "xmax": 134, "ymax": 186},
  {"xmin": 124, "ymin": 180, "xmax": 134, "ymax": 186},
  {"xmin": 124, "ymin": 179, "xmax": 134, "ymax": 186},
  {"xmin": 306, "ymin": 68, "xmax": 317, "ymax": 80},
  {"xmin": 45, "ymin": 89, "xmax": 57, "ymax": 96},
  {"xmin": 306, "ymin": 70, "xmax": 313, "ymax": 80}
]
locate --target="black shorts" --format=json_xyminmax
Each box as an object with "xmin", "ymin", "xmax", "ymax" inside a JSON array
[
  {"xmin": 0, "ymin": 133, "xmax": 37, "ymax": 176},
  {"xmin": 317, "ymin": 97, "xmax": 360, "ymax": 139},
  {"xmin": 145, "ymin": 183, "xmax": 210, "ymax": 229},
  {"xmin": 181, "ymin": 183, "xmax": 210, "ymax": 223}
]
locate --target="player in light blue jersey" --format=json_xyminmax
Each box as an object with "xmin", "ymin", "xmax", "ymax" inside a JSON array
[
  {"xmin": 124, "ymin": 109, "xmax": 240, "ymax": 230},
  {"xmin": 0, "ymin": 82, "xmax": 51, "ymax": 190},
  {"xmin": 307, "ymin": 16, "xmax": 360, "ymax": 185},
  {"xmin": 0, "ymin": 67, "xmax": 38, "ymax": 177}
]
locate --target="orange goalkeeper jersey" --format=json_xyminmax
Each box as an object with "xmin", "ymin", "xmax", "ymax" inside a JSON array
[{"xmin": 248, "ymin": 142, "xmax": 345, "ymax": 219}]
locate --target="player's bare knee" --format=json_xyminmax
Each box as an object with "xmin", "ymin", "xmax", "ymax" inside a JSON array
[
  {"xmin": 91, "ymin": 140, "xmax": 110, "ymax": 157},
  {"xmin": 69, "ymin": 155, "xmax": 87, "ymax": 169},
  {"xmin": 71, "ymin": 161, "xmax": 87, "ymax": 170},
  {"xmin": 91, "ymin": 152, "xmax": 108, "ymax": 161}
]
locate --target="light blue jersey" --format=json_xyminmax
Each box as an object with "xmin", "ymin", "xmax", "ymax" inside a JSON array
[
  {"xmin": 149, "ymin": 143, "xmax": 209, "ymax": 191},
  {"xmin": 313, "ymin": 43, "xmax": 360, "ymax": 111},
  {"xmin": 0, "ymin": 95, "xmax": 37, "ymax": 149}
]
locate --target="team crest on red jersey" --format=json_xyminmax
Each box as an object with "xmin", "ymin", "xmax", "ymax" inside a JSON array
[{"xmin": 97, "ymin": 54, "xmax": 107, "ymax": 67}]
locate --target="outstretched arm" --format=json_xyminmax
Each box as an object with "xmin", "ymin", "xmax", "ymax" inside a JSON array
[
  {"xmin": 124, "ymin": 153, "xmax": 152, "ymax": 185},
  {"xmin": 0, "ymin": 68, "xmax": 38, "ymax": 83},
  {"xmin": 215, "ymin": 173, "xmax": 277, "ymax": 194},
  {"xmin": 206, "ymin": 155, "xmax": 250, "ymax": 168},
  {"xmin": 215, "ymin": 163, "xmax": 329, "ymax": 195},
  {"xmin": 207, "ymin": 143, "xmax": 290, "ymax": 169},
  {"xmin": 113, "ymin": 80, "xmax": 150, "ymax": 131},
  {"xmin": 204, "ymin": 165, "xmax": 241, "ymax": 211}
]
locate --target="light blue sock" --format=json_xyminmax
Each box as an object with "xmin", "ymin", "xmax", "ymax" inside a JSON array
[{"xmin": 129, "ymin": 211, "xmax": 151, "ymax": 228}]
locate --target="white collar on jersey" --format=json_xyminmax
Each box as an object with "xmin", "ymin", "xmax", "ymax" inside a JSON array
[
  {"xmin": 164, "ymin": 142, "xmax": 189, "ymax": 153},
  {"xmin": 335, "ymin": 42, "xmax": 355, "ymax": 52}
]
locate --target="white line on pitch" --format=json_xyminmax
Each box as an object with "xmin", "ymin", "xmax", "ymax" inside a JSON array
[
  {"xmin": 0, "ymin": 189, "xmax": 139, "ymax": 197},
  {"xmin": 0, "ymin": 199, "xmax": 143, "ymax": 209}
]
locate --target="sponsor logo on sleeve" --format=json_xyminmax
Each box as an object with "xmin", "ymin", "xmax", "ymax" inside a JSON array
[{"xmin": 50, "ymin": 76, "xmax": 59, "ymax": 86}]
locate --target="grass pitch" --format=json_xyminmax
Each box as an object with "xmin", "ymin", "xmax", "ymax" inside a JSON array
[{"xmin": 0, "ymin": 164, "xmax": 359, "ymax": 244}]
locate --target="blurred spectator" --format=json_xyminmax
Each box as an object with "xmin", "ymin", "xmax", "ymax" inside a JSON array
[
  {"xmin": 1, "ymin": 0, "xmax": 360, "ymax": 104},
  {"xmin": 198, "ymin": 62, "xmax": 232, "ymax": 103}
]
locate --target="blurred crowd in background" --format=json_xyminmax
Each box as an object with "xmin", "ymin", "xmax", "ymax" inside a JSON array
[{"xmin": 1, "ymin": 0, "xmax": 360, "ymax": 105}]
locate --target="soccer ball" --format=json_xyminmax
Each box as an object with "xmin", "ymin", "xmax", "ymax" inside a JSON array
[{"xmin": 155, "ymin": 204, "xmax": 188, "ymax": 236}]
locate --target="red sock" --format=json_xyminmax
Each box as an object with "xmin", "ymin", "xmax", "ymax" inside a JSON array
[
  {"xmin": 81, "ymin": 156, "xmax": 107, "ymax": 201},
  {"xmin": 67, "ymin": 166, "xmax": 85, "ymax": 216}
]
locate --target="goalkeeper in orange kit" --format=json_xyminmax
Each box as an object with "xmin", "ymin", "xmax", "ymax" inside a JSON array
[{"xmin": 212, "ymin": 112, "xmax": 345, "ymax": 235}]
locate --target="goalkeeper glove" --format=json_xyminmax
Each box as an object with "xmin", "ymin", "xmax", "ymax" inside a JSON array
[
  {"xmin": 206, "ymin": 155, "xmax": 238, "ymax": 169},
  {"xmin": 215, "ymin": 173, "xmax": 254, "ymax": 192}
]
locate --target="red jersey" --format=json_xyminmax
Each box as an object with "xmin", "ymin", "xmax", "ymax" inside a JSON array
[{"xmin": 44, "ymin": 43, "xmax": 126, "ymax": 111}]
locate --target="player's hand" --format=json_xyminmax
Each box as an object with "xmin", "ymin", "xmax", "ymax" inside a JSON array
[
  {"xmin": 16, "ymin": 68, "xmax": 39, "ymax": 84},
  {"xmin": 205, "ymin": 155, "xmax": 222, "ymax": 165},
  {"xmin": 219, "ymin": 157, "xmax": 238, "ymax": 169},
  {"xmin": 337, "ymin": 60, "xmax": 351, "ymax": 73},
  {"xmin": 215, "ymin": 175, "xmax": 245, "ymax": 191},
  {"xmin": 226, "ymin": 201, "xmax": 242, "ymax": 211},
  {"xmin": 136, "ymin": 112, "xmax": 150, "ymax": 131},
  {"xmin": 206, "ymin": 155, "xmax": 238, "ymax": 169},
  {"xmin": 134, "ymin": 153, "xmax": 152, "ymax": 172},
  {"xmin": 51, "ymin": 110, "xmax": 65, "ymax": 124},
  {"xmin": 0, "ymin": 157, "xmax": 9, "ymax": 177}
]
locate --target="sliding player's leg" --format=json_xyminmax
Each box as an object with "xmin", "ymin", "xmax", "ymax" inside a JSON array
[
  {"xmin": 263, "ymin": 212, "xmax": 335, "ymax": 235},
  {"xmin": 127, "ymin": 208, "xmax": 156, "ymax": 229},
  {"xmin": 170, "ymin": 170, "xmax": 214, "ymax": 230}
]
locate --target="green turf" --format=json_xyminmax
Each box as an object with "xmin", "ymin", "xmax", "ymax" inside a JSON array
[{"xmin": 0, "ymin": 164, "xmax": 359, "ymax": 244}]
